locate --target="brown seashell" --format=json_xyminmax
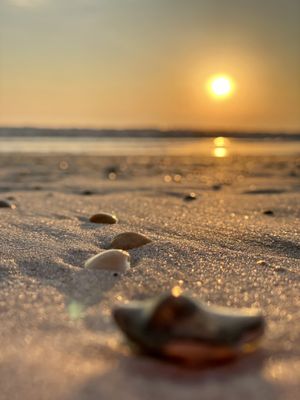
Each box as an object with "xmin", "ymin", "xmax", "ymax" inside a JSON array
[
  {"xmin": 85, "ymin": 249, "xmax": 130, "ymax": 272},
  {"xmin": 89, "ymin": 212, "xmax": 118, "ymax": 224},
  {"xmin": 110, "ymin": 232, "xmax": 152, "ymax": 250},
  {"xmin": 113, "ymin": 291, "xmax": 265, "ymax": 364}
]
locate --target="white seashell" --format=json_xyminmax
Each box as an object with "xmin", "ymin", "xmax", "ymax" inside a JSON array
[{"xmin": 84, "ymin": 249, "xmax": 130, "ymax": 272}]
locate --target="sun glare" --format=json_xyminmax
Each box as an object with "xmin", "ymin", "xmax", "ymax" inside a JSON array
[
  {"xmin": 212, "ymin": 136, "xmax": 230, "ymax": 158},
  {"xmin": 208, "ymin": 75, "xmax": 234, "ymax": 99}
]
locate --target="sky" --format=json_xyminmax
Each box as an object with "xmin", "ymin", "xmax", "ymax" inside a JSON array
[{"xmin": 0, "ymin": 0, "xmax": 299, "ymax": 131}]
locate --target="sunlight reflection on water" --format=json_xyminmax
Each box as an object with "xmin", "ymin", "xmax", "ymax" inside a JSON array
[
  {"xmin": 213, "ymin": 146, "xmax": 228, "ymax": 158},
  {"xmin": 0, "ymin": 136, "xmax": 298, "ymax": 156},
  {"xmin": 212, "ymin": 136, "xmax": 229, "ymax": 157}
]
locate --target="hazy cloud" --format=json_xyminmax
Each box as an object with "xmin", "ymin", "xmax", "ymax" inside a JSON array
[{"xmin": 9, "ymin": 0, "xmax": 46, "ymax": 7}]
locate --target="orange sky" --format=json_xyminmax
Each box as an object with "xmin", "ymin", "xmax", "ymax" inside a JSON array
[{"xmin": 0, "ymin": 0, "xmax": 299, "ymax": 131}]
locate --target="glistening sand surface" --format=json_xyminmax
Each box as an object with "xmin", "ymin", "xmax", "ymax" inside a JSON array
[{"xmin": 0, "ymin": 153, "xmax": 299, "ymax": 400}]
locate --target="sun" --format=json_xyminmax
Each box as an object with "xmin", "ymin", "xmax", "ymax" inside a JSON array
[{"xmin": 208, "ymin": 74, "xmax": 235, "ymax": 99}]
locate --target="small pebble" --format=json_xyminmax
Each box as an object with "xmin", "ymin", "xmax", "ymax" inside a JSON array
[
  {"xmin": 184, "ymin": 192, "xmax": 197, "ymax": 201},
  {"xmin": 0, "ymin": 200, "xmax": 16, "ymax": 209},
  {"xmin": 105, "ymin": 166, "xmax": 118, "ymax": 180},
  {"xmin": 212, "ymin": 184, "xmax": 222, "ymax": 191},
  {"xmin": 273, "ymin": 266, "xmax": 287, "ymax": 273},
  {"xmin": 110, "ymin": 232, "xmax": 152, "ymax": 250},
  {"xmin": 164, "ymin": 175, "xmax": 172, "ymax": 183},
  {"xmin": 106, "ymin": 166, "xmax": 118, "ymax": 174},
  {"xmin": 256, "ymin": 260, "xmax": 268, "ymax": 266},
  {"xmin": 89, "ymin": 212, "xmax": 118, "ymax": 224},
  {"xmin": 85, "ymin": 249, "xmax": 130, "ymax": 272},
  {"xmin": 263, "ymin": 210, "xmax": 274, "ymax": 216},
  {"xmin": 59, "ymin": 160, "xmax": 69, "ymax": 170},
  {"xmin": 173, "ymin": 174, "xmax": 182, "ymax": 183},
  {"xmin": 108, "ymin": 172, "xmax": 117, "ymax": 181}
]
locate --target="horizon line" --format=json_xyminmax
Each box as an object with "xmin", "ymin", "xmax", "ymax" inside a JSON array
[{"xmin": 1, "ymin": 125, "xmax": 300, "ymax": 135}]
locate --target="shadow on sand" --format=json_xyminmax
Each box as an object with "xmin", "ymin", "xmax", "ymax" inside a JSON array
[{"xmin": 67, "ymin": 350, "xmax": 279, "ymax": 400}]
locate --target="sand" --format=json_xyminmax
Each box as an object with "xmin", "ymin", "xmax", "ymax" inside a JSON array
[{"xmin": 0, "ymin": 153, "xmax": 299, "ymax": 400}]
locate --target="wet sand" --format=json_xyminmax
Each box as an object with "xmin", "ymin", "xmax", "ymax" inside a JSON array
[{"xmin": 0, "ymin": 153, "xmax": 299, "ymax": 400}]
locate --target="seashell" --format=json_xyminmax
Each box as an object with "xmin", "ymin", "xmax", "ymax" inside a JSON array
[
  {"xmin": 0, "ymin": 200, "xmax": 16, "ymax": 209},
  {"xmin": 89, "ymin": 212, "xmax": 118, "ymax": 224},
  {"xmin": 110, "ymin": 232, "xmax": 151, "ymax": 250},
  {"xmin": 85, "ymin": 249, "xmax": 130, "ymax": 272},
  {"xmin": 113, "ymin": 291, "xmax": 265, "ymax": 364}
]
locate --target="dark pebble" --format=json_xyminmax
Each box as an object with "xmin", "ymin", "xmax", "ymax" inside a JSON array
[
  {"xmin": 273, "ymin": 266, "xmax": 287, "ymax": 273},
  {"xmin": 0, "ymin": 200, "xmax": 15, "ymax": 209},
  {"xmin": 184, "ymin": 192, "xmax": 197, "ymax": 201},
  {"xmin": 89, "ymin": 213, "xmax": 118, "ymax": 224},
  {"xmin": 263, "ymin": 210, "xmax": 274, "ymax": 216},
  {"xmin": 81, "ymin": 190, "xmax": 94, "ymax": 196},
  {"xmin": 105, "ymin": 166, "xmax": 118, "ymax": 174},
  {"xmin": 212, "ymin": 184, "xmax": 222, "ymax": 191}
]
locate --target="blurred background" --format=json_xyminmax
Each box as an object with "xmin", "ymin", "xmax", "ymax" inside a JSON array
[{"xmin": 0, "ymin": 0, "xmax": 299, "ymax": 133}]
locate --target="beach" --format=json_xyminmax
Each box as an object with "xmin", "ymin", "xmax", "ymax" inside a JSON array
[{"xmin": 0, "ymin": 149, "xmax": 299, "ymax": 400}]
